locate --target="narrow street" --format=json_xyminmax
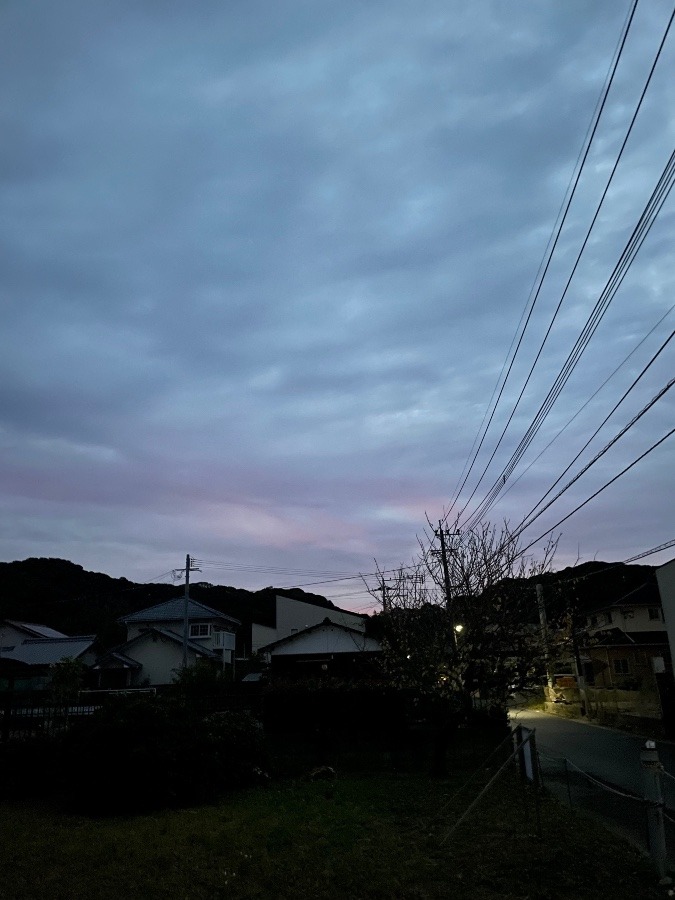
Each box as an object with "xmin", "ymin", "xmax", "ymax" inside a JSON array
[
  {"xmin": 510, "ymin": 707, "xmax": 675, "ymax": 868},
  {"xmin": 510, "ymin": 707, "xmax": 675, "ymax": 802}
]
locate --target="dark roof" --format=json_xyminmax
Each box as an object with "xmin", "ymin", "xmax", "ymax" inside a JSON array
[
  {"xmin": 120, "ymin": 598, "xmax": 240, "ymax": 628},
  {"xmin": 3, "ymin": 620, "xmax": 68, "ymax": 639},
  {"xmin": 258, "ymin": 617, "xmax": 380, "ymax": 654},
  {"xmin": 0, "ymin": 636, "xmax": 96, "ymax": 666},
  {"xmin": 583, "ymin": 628, "xmax": 669, "ymax": 647},
  {"xmin": 92, "ymin": 650, "xmax": 143, "ymax": 671}
]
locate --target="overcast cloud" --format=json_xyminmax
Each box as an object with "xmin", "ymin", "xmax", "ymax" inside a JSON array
[{"xmin": 1, "ymin": 1, "xmax": 673, "ymax": 610}]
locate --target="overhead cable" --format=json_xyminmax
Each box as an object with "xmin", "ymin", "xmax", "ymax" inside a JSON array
[
  {"xmin": 493, "ymin": 304, "xmax": 674, "ymax": 507},
  {"xmin": 458, "ymin": 6, "xmax": 675, "ymax": 528},
  {"xmin": 445, "ymin": 0, "xmax": 641, "ymax": 523},
  {"xmin": 518, "ymin": 425, "xmax": 675, "ymax": 556},
  {"xmin": 463, "ymin": 144, "xmax": 675, "ymax": 531},
  {"xmin": 514, "ymin": 374, "xmax": 675, "ymax": 538},
  {"xmin": 512, "ymin": 330, "xmax": 675, "ymax": 534}
]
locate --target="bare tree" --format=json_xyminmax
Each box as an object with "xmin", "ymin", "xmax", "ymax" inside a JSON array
[{"xmin": 368, "ymin": 517, "xmax": 559, "ymax": 713}]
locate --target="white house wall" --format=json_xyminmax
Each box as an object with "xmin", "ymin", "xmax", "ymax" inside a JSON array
[
  {"xmin": 587, "ymin": 605, "xmax": 667, "ymax": 635},
  {"xmin": 274, "ymin": 596, "xmax": 366, "ymax": 639},
  {"xmin": 126, "ymin": 620, "xmax": 233, "ymax": 653},
  {"xmin": 126, "ymin": 632, "xmax": 199, "ymax": 686}
]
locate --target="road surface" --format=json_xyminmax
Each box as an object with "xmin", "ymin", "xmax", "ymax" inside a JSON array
[
  {"xmin": 510, "ymin": 707, "xmax": 675, "ymax": 802},
  {"xmin": 510, "ymin": 707, "xmax": 675, "ymax": 867}
]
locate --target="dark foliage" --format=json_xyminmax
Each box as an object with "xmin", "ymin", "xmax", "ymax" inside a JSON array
[{"xmin": 62, "ymin": 695, "xmax": 267, "ymax": 814}]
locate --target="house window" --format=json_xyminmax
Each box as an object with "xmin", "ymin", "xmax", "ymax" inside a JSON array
[
  {"xmin": 589, "ymin": 615, "xmax": 598, "ymax": 627},
  {"xmin": 649, "ymin": 608, "xmax": 662, "ymax": 621},
  {"xmin": 606, "ymin": 611, "xmax": 613, "ymax": 625},
  {"xmin": 613, "ymin": 658, "xmax": 630, "ymax": 676},
  {"xmin": 189, "ymin": 623, "xmax": 211, "ymax": 638}
]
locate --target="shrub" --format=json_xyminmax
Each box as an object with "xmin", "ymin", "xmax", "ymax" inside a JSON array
[{"xmin": 63, "ymin": 696, "xmax": 267, "ymax": 815}]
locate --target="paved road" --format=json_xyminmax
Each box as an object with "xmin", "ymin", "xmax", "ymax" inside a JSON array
[
  {"xmin": 510, "ymin": 707, "xmax": 675, "ymax": 867},
  {"xmin": 510, "ymin": 707, "xmax": 675, "ymax": 803}
]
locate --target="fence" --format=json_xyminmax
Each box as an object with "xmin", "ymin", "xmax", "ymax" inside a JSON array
[
  {"xmin": 535, "ymin": 737, "xmax": 675, "ymax": 877},
  {"xmin": 438, "ymin": 724, "xmax": 675, "ymax": 878}
]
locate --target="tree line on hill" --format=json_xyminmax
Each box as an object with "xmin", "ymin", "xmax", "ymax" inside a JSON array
[
  {"xmin": 0, "ymin": 554, "xmax": 659, "ymax": 656},
  {"xmin": 0, "ymin": 557, "xmax": 340, "ymax": 650}
]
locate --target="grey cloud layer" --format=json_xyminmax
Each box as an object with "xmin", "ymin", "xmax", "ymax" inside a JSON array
[{"xmin": 1, "ymin": 0, "xmax": 673, "ymax": 595}]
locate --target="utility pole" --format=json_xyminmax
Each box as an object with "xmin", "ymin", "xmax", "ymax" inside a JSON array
[
  {"xmin": 536, "ymin": 583, "xmax": 553, "ymax": 690},
  {"xmin": 181, "ymin": 554, "xmax": 201, "ymax": 669},
  {"xmin": 379, "ymin": 575, "xmax": 389, "ymax": 613},
  {"xmin": 437, "ymin": 523, "xmax": 458, "ymax": 652}
]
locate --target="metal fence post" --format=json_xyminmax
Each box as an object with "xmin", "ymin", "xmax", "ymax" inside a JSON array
[{"xmin": 641, "ymin": 740, "xmax": 667, "ymax": 879}]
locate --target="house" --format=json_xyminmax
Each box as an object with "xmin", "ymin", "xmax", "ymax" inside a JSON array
[
  {"xmin": 579, "ymin": 581, "xmax": 670, "ymax": 690},
  {"xmin": 0, "ymin": 620, "xmax": 69, "ymax": 643},
  {"xmin": 248, "ymin": 594, "xmax": 367, "ymax": 656},
  {"xmin": 258, "ymin": 617, "xmax": 382, "ymax": 679},
  {"xmin": 545, "ymin": 579, "xmax": 674, "ymax": 730},
  {"xmin": 93, "ymin": 597, "xmax": 240, "ymax": 689},
  {"xmin": 0, "ymin": 620, "xmax": 96, "ymax": 692}
]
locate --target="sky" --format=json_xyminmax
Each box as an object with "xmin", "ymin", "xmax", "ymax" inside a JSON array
[{"xmin": 1, "ymin": 1, "xmax": 674, "ymax": 612}]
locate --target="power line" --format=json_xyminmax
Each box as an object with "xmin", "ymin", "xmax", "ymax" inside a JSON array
[
  {"xmin": 492, "ymin": 305, "xmax": 674, "ymax": 508},
  {"xmin": 514, "ymin": 374, "xmax": 674, "ymax": 538},
  {"xmin": 457, "ymin": 7, "xmax": 675, "ymax": 529},
  {"xmin": 519, "ymin": 425, "xmax": 675, "ymax": 556},
  {"xmin": 625, "ymin": 540, "xmax": 675, "ymax": 563},
  {"xmin": 463, "ymin": 144, "xmax": 675, "ymax": 531},
  {"xmin": 445, "ymin": 0, "xmax": 641, "ymax": 524},
  {"xmin": 512, "ymin": 330, "xmax": 674, "ymax": 534}
]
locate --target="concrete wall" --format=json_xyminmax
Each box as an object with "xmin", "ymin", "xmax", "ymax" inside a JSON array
[
  {"xmin": 274, "ymin": 596, "xmax": 366, "ymax": 638},
  {"xmin": 251, "ymin": 624, "xmax": 276, "ymax": 655}
]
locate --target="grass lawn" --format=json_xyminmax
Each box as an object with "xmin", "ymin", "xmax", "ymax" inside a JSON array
[{"xmin": 0, "ymin": 766, "xmax": 663, "ymax": 900}]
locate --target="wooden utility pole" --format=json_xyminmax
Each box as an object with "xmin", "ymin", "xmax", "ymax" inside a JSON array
[
  {"xmin": 437, "ymin": 523, "xmax": 457, "ymax": 652},
  {"xmin": 379, "ymin": 575, "xmax": 389, "ymax": 613},
  {"xmin": 182, "ymin": 554, "xmax": 200, "ymax": 668}
]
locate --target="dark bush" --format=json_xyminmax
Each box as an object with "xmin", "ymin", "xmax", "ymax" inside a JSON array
[{"xmin": 63, "ymin": 696, "xmax": 267, "ymax": 814}]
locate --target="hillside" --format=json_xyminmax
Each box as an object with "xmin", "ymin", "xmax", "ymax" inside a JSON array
[
  {"xmin": 0, "ymin": 556, "xmax": 661, "ymax": 650},
  {"xmin": 0, "ymin": 558, "xmax": 341, "ymax": 650}
]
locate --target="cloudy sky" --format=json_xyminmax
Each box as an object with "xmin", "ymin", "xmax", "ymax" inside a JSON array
[{"xmin": 1, "ymin": 1, "xmax": 673, "ymax": 611}]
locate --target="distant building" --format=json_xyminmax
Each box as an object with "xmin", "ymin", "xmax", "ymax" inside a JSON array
[
  {"xmin": 0, "ymin": 620, "xmax": 96, "ymax": 691},
  {"xmin": 93, "ymin": 598, "xmax": 240, "ymax": 688},
  {"xmin": 247, "ymin": 594, "xmax": 367, "ymax": 656},
  {"xmin": 258, "ymin": 617, "xmax": 381, "ymax": 679}
]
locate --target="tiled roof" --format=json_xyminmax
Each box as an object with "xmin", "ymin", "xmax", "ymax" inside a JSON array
[
  {"xmin": 0, "ymin": 636, "xmax": 96, "ymax": 666},
  {"xmin": 4, "ymin": 620, "xmax": 68, "ymax": 639},
  {"xmin": 120, "ymin": 598, "xmax": 240, "ymax": 627}
]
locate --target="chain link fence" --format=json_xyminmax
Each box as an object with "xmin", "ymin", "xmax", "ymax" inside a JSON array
[{"xmin": 536, "ymin": 741, "xmax": 675, "ymax": 872}]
